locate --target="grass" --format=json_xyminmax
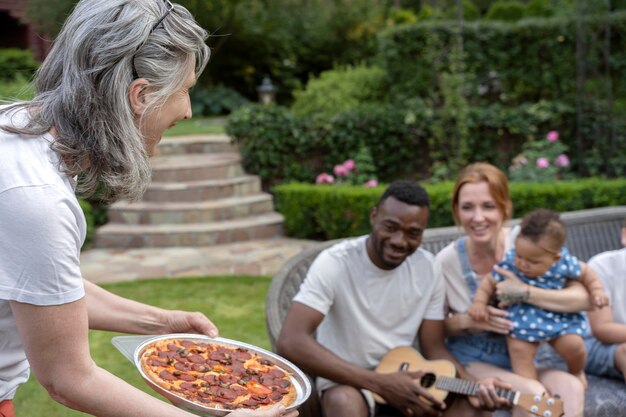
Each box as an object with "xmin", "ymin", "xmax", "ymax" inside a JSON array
[
  {"xmin": 164, "ymin": 116, "xmax": 227, "ymax": 136},
  {"xmin": 13, "ymin": 275, "xmax": 272, "ymax": 417}
]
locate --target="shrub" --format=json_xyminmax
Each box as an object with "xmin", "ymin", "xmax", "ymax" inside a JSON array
[
  {"xmin": 190, "ymin": 86, "xmax": 250, "ymax": 116},
  {"xmin": 274, "ymin": 179, "xmax": 626, "ymax": 240},
  {"xmin": 0, "ymin": 49, "xmax": 39, "ymax": 82},
  {"xmin": 227, "ymin": 104, "xmax": 320, "ymax": 188},
  {"xmin": 485, "ymin": 1, "xmax": 527, "ymax": 21},
  {"xmin": 291, "ymin": 64, "xmax": 388, "ymax": 117}
]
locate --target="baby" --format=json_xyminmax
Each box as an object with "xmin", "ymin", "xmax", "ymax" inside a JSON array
[{"xmin": 469, "ymin": 208, "xmax": 609, "ymax": 387}]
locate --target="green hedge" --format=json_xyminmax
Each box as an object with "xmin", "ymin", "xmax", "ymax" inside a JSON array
[
  {"xmin": 274, "ymin": 179, "xmax": 626, "ymax": 240},
  {"xmin": 378, "ymin": 12, "xmax": 626, "ymax": 105}
]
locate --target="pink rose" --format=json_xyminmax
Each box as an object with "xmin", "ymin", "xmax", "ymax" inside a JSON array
[
  {"xmin": 555, "ymin": 154, "xmax": 570, "ymax": 167},
  {"xmin": 333, "ymin": 164, "xmax": 349, "ymax": 177},
  {"xmin": 536, "ymin": 157, "xmax": 550, "ymax": 169},
  {"xmin": 343, "ymin": 159, "xmax": 355, "ymax": 171},
  {"xmin": 364, "ymin": 179, "xmax": 378, "ymax": 188},
  {"xmin": 546, "ymin": 131, "xmax": 559, "ymax": 142},
  {"xmin": 315, "ymin": 172, "xmax": 335, "ymax": 184}
]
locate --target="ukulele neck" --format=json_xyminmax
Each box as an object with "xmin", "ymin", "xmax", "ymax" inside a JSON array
[{"xmin": 435, "ymin": 375, "xmax": 520, "ymax": 404}]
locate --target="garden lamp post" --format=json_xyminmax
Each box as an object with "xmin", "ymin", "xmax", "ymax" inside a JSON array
[{"xmin": 256, "ymin": 75, "xmax": 277, "ymax": 104}]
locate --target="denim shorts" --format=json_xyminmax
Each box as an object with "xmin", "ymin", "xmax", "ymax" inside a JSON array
[
  {"xmin": 447, "ymin": 332, "xmax": 512, "ymax": 370},
  {"xmin": 584, "ymin": 336, "xmax": 623, "ymax": 380}
]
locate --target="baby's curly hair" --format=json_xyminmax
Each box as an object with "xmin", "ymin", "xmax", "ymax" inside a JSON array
[{"xmin": 519, "ymin": 208, "xmax": 566, "ymax": 250}]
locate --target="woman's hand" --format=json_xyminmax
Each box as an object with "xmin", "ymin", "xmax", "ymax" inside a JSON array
[
  {"xmin": 160, "ymin": 310, "xmax": 219, "ymax": 337},
  {"xmin": 493, "ymin": 266, "xmax": 529, "ymax": 308}
]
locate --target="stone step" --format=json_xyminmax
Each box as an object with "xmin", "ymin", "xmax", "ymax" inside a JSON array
[
  {"xmin": 156, "ymin": 134, "xmax": 237, "ymax": 156},
  {"xmin": 143, "ymin": 175, "xmax": 261, "ymax": 202},
  {"xmin": 108, "ymin": 194, "xmax": 275, "ymax": 224},
  {"xmin": 94, "ymin": 212, "xmax": 285, "ymax": 248},
  {"xmin": 150, "ymin": 153, "xmax": 244, "ymax": 182}
]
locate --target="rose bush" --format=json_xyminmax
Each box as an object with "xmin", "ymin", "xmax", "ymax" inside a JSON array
[
  {"xmin": 508, "ymin": 130, "xmax": 573, "ymax": 182},
  {"xmin": 315, "ymin": 145, "xmax": 378, "ymax": 187}
]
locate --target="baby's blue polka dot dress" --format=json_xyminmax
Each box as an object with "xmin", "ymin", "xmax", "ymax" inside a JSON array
[{"xmin": 494, "ymin": 247, "xmax": 587, "ymax": 342}]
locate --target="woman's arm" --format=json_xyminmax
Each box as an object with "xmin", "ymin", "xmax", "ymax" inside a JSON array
[
  {"xmin": 494, "ymin": 266, "xmax": 592, "ymax": 312},
  {"xmin": 11, "ymin": 298, "xmax": 296, "ymax": 417},
  {"xmin": 84, "ymin": 279, "xmax": 218, "ymax": 336}
]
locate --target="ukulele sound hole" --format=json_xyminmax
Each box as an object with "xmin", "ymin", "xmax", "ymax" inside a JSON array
[{"xmin": 420, "ymin": 373, "xmax": 436, "ymax": 388}]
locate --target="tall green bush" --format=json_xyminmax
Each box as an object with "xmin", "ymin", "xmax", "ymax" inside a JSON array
[{"xmin": 291, "ymin": 65, "xmax": 387, "ymax": 117}]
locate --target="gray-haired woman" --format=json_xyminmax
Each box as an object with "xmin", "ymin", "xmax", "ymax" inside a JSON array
[{"xmin": 0, "ymin": 1, "xmax": 297, "ymax": 417}]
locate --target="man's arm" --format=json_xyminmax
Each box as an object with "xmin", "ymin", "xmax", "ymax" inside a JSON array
[
  {"xmin": 588, "ymin": 303, "xmax": 626, "ymax": 344},
  {"xmin": 276, "ymin": 302, "xmax": 444, "ymax": 413}
]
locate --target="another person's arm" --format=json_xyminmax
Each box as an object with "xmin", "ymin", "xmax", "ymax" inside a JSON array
[
  {"xmin": 276, "ymin": 302, "xmax": 445, "ymax": 415},
  {"xmin": 494, "ymin": 266, "xmax": 593, "ymax": 311},
  {"xmin": 84, "ymin": 279, "xmax": 219, "ymax": 336},
  {"xmin": 587, "ymin": 302, "xmax": 626, "ymax": 344},
  {"xmin": 11, "ymin": 299, "xmax": 294, "ymax": 417}
]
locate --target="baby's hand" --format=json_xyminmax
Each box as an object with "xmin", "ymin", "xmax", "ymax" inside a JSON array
[
  {"xmin": 591, "ymin": 290, "xmax": 609, "ymax": 309},
  {"xmin": 468, "ymin": 303, "xmax": 489, "ymax": 321}
]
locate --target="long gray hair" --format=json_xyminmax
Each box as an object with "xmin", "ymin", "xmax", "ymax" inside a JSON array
[{"xmin": 0, "ymin": 0, "xmax": 210, "ymax": 202}]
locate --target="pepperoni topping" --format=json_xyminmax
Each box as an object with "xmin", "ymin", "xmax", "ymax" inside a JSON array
[
  {"xmin": 159, "ymin": 370, "xmax": 177, "ymax": 381},
  {"xmin": 203, "ymin": 374, "xmax": 219, "ymax": 385},
  {"xmin": 188, "ymin": 354, "xmax": 206, "ymax": 364},
  {"xmin": 180, "ymin": 382, "xmax": 198, "ymax": 392},
  {"xmin": 269, "ymin": 368, "xmax": 285, "ymax": 378},
  {"xmin": 177, "ymin": 373, "xmax": 197, "ymax": 382}
]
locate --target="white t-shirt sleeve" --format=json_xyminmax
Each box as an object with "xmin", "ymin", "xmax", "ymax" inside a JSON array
[
  {"xmin": 292, "ymin": 250, "xmax": 341, "ymax": 316},
  {"xmin": 0, "ymin": 185, "xmax": 85, "ymax": 305}
]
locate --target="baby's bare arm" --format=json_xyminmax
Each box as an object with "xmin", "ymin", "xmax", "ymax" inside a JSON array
[
  {"xmin": 578, "ymin": 262, "xmax": 609, "ymax": 308},
  {"xmin": 469, "ymin": 276, "xmax": 497, "ymax": 321}
]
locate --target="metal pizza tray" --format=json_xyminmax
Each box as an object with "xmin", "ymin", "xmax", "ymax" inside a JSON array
[{"xmin": 112, "ymin": 333, "xmax": 311, "ymax": 416}]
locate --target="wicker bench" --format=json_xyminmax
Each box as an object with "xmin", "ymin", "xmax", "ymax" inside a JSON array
[{"xmin": 266, "ymin": 206, "xmax": 626, "ymax": 417}]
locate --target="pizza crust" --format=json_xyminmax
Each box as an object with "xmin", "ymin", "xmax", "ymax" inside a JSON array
[{"xmin": 138, "ymin": 338, "xmax": 297, "ymax": 411}]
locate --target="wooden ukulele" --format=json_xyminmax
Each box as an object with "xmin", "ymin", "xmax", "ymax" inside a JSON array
[{"xmin": 374, "ymin": 346, "xmax": 564, "ymax": 417}]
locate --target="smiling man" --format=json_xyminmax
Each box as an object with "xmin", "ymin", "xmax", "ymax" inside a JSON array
[{"xmin": 277, "ymin": 181, "xmax": 512, "ymax": 417}]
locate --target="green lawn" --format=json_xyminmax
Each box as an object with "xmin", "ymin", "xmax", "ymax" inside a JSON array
[
  {"xmin": 164, "ymin": 117, "xmax": 226, "ymax": 136},
  {"xmin": 13, "ymin": 275, "xmax": 271, "ymax": 417}
]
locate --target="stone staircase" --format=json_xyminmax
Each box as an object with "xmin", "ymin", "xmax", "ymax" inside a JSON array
[{"xmin": 94, "ymin": 134, "xmax": 284, "ymax": 248}]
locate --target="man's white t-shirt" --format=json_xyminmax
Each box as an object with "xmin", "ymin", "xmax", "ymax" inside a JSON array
[
  {"xmin": 293, "ymin": 235, "xmax": 445, "ymax": 392},
  {"xmin": 0, "ymin": 108, "xmax": 86, "ymax": 400},
  {"xmin": 588, "ymin": 247, "xmax": 626, "ymax": 325}
]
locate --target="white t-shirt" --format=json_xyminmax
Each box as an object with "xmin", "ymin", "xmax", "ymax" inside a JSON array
[
  {"xmin": 293, "ymin": 235, "xmax": 445, "ymax": 392},
  {"xmin": 0, "ymin": 108, "xmax": 86, "ymax": 401},
  {"xmin": 588, "ymin": 247, "xmax": 626, "ymax": 325},
  {"xmin": 436, "ymin": 227, "xmax": 516, "ymax": 314}
]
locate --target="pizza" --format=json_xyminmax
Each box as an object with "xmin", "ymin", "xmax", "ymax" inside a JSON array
[{"xmin": 139, "ymin": 337, "xmax": 297, "ymax": 411}]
